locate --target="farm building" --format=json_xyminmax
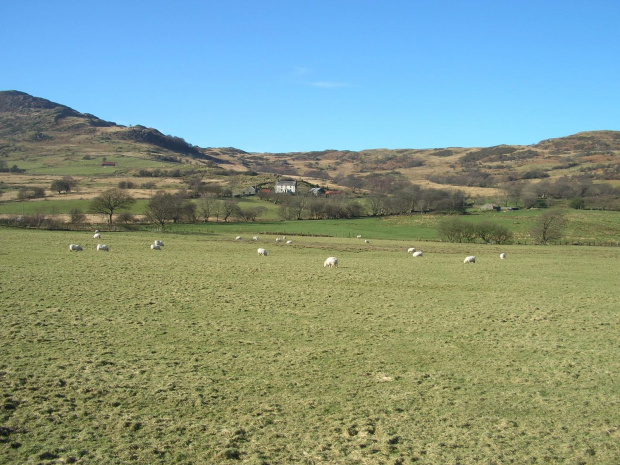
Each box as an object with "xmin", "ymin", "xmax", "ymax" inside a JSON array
[
  {"xmin": 275, "ymin": 180, "xmax": 297, "ymax": 194},
  {"xmin": 242, "ymin": 186, "xmax": 258, "ymax": 196},
  {"xmin": 480, "ymin": 203, "xmax": 501, "ymax": 211},
  {"xmin": 326, "ymin": 190, "xmax": 342, "ymax": 197},
  {"xmin": 310, "ymin": 187, "xmax": 326, "ymax": 197},
  {"xmin": 101, "ymin": 161, "xmax": 116, "ymax": 167}
]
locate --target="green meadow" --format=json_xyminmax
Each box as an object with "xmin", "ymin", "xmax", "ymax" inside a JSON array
[
  {"xmin": 2, "ymin": 194, "xmax": 620, "ymax": 244},
  {"xmin": 1, "ymin": 228, "xmax": 618, "ymax": 464},
  {"xmin": 10, "ymin": 154, "xmax": 172, "ymax": 176}
]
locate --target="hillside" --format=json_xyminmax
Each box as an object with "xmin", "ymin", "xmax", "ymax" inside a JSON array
[
  {"xmin": 0, "ymin": 90, "xmax": 236, "ymax": 166},
  {"xmin": 1, "ymin": 91, "xmax": 619, "ymax": 204}
]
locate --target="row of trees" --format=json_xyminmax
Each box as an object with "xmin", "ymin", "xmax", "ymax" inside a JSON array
[
  {"xmin": 84, "ymin": 183, "xmax": 471, "ymax": 228},
  {"xmin": 437, "ymin": 218, "xmax": 514, "ymax": 244},
  {"xmin": 503, "ymin": 176, "xmax": 620, "ymax": 210},
  {"xmin": 437, "ymin": 211, "xmax": 567, "ymax": 245},
  {"xmin": 85, "ymin": 189, "xmax": 268, "ymax": 227}
]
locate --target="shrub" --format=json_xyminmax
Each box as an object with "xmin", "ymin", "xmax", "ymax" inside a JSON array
[
  {"xmin": 438, "ymin": 217, "xmax": 475, "ymax": 243},
  {"xmin": 70, "ymin": 209, "xmax": 87, "ymax": 225},
  {"xmin": 116, "ymin": 212, "xmax": 136, "ymax": 224},
  {"xmin": 17, "ymin": 187, "xmax": 45, "ymax": 200}
]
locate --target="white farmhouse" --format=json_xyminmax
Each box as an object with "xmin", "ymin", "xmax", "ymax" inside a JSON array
[{"xmin": 275, "ymin": 180, "xmax": 297, "ymax": 194}]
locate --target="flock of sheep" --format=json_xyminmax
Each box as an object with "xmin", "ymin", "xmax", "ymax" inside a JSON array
[
  {"xmin": 69, "ymin": 231, "xmax": 164, "ymax": 253},
  {"xmin": 69, "ymin": 231, "xmax": 507, "ymax": 266},
  {"xmin": 232, "ymin": 234, "xmax": 338, "ymax": 268},
  {"xmin": 233, "ymin": 233, "xmax": 508, "ymax": 268}
]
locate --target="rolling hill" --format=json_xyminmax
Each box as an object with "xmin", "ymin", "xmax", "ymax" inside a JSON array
[{"xmin": 1, "ymin": 90, "xmax": 619, "ymax": 201}]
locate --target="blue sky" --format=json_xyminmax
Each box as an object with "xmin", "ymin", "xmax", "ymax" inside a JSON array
[{"xmin": 2, "ymin": 1, "xmax": 619, "ymax": 152}]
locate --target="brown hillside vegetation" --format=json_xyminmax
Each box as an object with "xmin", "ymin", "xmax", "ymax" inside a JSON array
[{"xmin": 1, "ymin": 91, "xmax": 619, "ymax": 208}]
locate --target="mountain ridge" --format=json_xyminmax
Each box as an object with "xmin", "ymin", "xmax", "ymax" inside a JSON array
[{"xmin": 1, "ymin": 91, "xmax": 619, "ymax": 192}]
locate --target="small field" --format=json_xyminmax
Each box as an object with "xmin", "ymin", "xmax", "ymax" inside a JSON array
[{"xmin": 1, "ymin": 228, "xmax": 619, "ymax": 464}]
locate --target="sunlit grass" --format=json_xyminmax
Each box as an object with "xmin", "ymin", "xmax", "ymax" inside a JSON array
[{"xmin": 1, "ymin": 228, "xmax": 619, "ymax": 463}]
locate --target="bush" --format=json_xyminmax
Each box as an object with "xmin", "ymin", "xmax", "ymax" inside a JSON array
[
  {"xmin": 570, "ymin": 197, "xmax": 585, "ymax": 209},
  {"xmin": 439, "ymin": 218, "xmax": 513, "ymax": 244},
  {"xmin": 438, "ymin": 217, "xmax": 475, "ymax": 243},
  {"xmin": 70, "ymin": 209, "xmax": 87, "ymax": 225},
  {"xmin": 116, "ymin": 212, "xmax": 136, "ymax": 224},
  {"xmin": 17, "ymin": 187, "xmax": 45, "ymax": 200},
  {"xmin": 488, "ymin": 224, "xmax": 513, "ymax": 245}
]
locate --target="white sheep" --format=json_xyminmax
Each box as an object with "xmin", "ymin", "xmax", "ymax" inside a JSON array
[
  {"xmin": 286, "ymin": 240, "xmax": 293, "ymax": 245},
  {"xmin": 69, "ymin": 244, "xmax": 82, "ymax": 252},
  {"xmin": 282, "ymin": 236, "xmax": 287, "ymax": 240},
  {"xmin": 93, "ymin": 233, "xmax": 101, "ymax": 239},
  {"xmin": 364, "ymin": 239, "xmax": 370, "ymax": 244},
  {"xmin": 151, "ymin": 244, "xmax": 161, "ymax": 250},
  {"xmin": 464, "ymin": 255, "xmax": 476, "ymax": 264},
  {"xmin": 235, "ymin": 236, "xmax": 242, "ymax": 241},
  {"xmin": 412, "ymin": 251, "xmax": 423, "ymax": 257},
  {"xmin": 357, "ymin": 235, "xmax": 362, "ymax": 239},
  {"xmin": 275, "ymin": 237, "xmax": 282, "ymax": 242},
  {"xmin": 257, "ymin": 248, "xmax": 268, "ymax": 256},
  {"xmin": 407, "ymin": 247, "xmax": 416, "ymax": 253},
  {"xmin": 94, "ymin": 230, "xmax": 100, "ymax": 234},
  {"xmin": 154, "ymin": 240, "xmax": 165, "ymax": 247},
  {"xmin": 324, "ymin": 256, "xmax": 339, "ymax": 268},
  {"xmin": 500, "ymin": 253, "xmax": 507, "ymax": 260},
  {"xmin": 96, "ymin": 244, "xmax": 110, "ymax": 252},
  {"xmin": 253, "ymin": 236, "xmax": 259, "ymax": 241}
]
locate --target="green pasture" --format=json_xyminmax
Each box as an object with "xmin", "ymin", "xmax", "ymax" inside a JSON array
[
  {"xmin": 1, "ymin": 228, "xmax": 619, "ymax": 464},
  {"xmin": 9, "ymin": 154, "xmax": 172, "ymax": 176},
  {"xmin": 2, "ymin": 191, "xmax": 620, "ymax": 244},
  {"xmin": 173, "ymin": 216, "xmax": 440, "ymax": 241},
  {"xmin": 0, "ymin": 199, "xmax": 150, "ymax": 217},
  {"xmin": 172, "ymin": 209, "xmax": 620, "ymax": 244}
]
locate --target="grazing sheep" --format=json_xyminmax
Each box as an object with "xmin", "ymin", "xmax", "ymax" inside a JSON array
[
  {"xmin": 412, "ymin": 251, "xmax": 423, "ymax": 257},
  {"xmin": 257, "ymin": 248, "xmax": 268, "ymax": 256},
  {"xmin": 464, "ymin": 255, "xmax": 476, "ymax": 264},
  {"xmin": 154, "ymin": 240, "xmax": 165, "ymax": 247},
  {"xmin": 275, "ymin": 237, "xmax": 283, "ymax": 243},
  {"xmin": 357, "ymin": 235, "xmax": 362, "ymax": 239},
  {"xmin": 69, "ymin": 244, "xmax": 83, "ymax": 252},
  {"xmin": 235, "ymin": 236, "xmax": 242, "ymax": 241},
  {"xmin": 282, "ymin": 236, "xmax": 287, "ymax": 240},
  {"xmin": 93, "ymin": 233, "xmax": 101, "ymax": 239},
  {"xmin": 151, "ymin": 244, "xmax": 161, "ymax": 250},
  {"xmin": 324, "ymin": 256, "xmax": 339, "ymax": 268},
  {"xmin": 94, "ymin": 230, "xmax": 100, "ymax": 234},
  {"xmin": 286, "ymin": 240, "xmax": 293, "ymax": 245},
  {"xmin": 96, "ymin": 244, "xmax": 110, "ymax": 252},
  {"xmin": 500, "ymin": 252, "xmax": 507, "ymax": 260},
  {"xmin": 407, "ymin": 247, "xmax": 416, "ymax": 253},
  {"xmin": 253, "ymin": 236, "xmax": 259, "ymax": 241},
  {"xmin": 364, "ymin": 239, "xmax": 370, "ymax": 244}
]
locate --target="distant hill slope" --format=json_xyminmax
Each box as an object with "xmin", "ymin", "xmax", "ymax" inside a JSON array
[
  {"xmin": 0, "ymin": 90, "xmax": 238, "ymax": 165},
  {"xmin": 1, "ymin": 91, "xmax": 618, "ymax": 189}
]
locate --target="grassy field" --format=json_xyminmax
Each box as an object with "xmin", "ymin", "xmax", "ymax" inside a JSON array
[
  {"xmin": 2, "ymin": 191, "xmax": 620, "ymax": 244},
  {"xmin": 171, "ymin": 209, "xmax": 620, "ymax": 245},
  {"xmin": 0, "ymin": 199, "xmax": 151, "ymax": 217},
  {"xmin": 1, "ymin": 228, "xmax": 619, "ymax": 464},
  {"xmin": 9, "ymin": 154, "xmax": 173, "ymax": 176}
]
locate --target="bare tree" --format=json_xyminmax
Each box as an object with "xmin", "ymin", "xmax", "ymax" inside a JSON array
[
  {"xmin": 145, "ymin": 192, "xmax": 178, "ymax": 229},
  {"xmin": 197, "ymin": 194, "xmax": 217, "ymax": 222},
  {"xmin": 367, "ymin": 194, "xmax": 388, "ymax": 216},
  {"xmin": 221, "ymin": 199, "xmax": 241, "ymax": 222},
  {"xmin": 530, "ymin": 210, "xmax": 567, "ymax": 244},
  {"xmin": 146, "ymin": 192, "xmax": 196, "ymax": 227},
  {"xmin": 89, "ymin": 188, "xmax": 135, "ymax": 224}
]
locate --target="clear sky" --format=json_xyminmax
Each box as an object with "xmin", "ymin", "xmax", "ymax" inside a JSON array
[{"xmin": 2, "ymin": 1, "xmax": 619, "ymax": 153}]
